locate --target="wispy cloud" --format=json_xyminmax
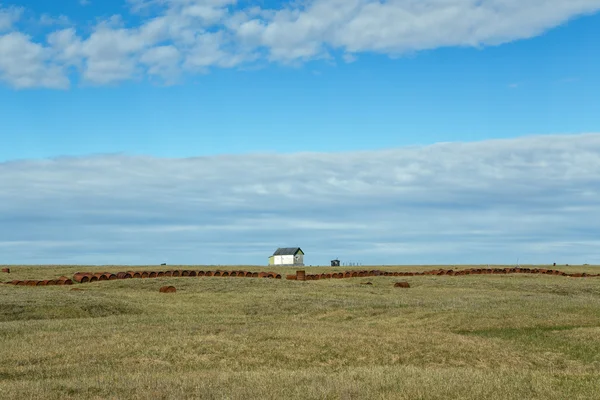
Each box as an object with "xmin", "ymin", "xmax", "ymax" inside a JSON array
[
  {"xmin": 1, "ymin": 0, "xmax": 600, "ymax": 88},
  {"xmin": 1, "ymin": 134, "xmax": 599, "ymax": 265}
]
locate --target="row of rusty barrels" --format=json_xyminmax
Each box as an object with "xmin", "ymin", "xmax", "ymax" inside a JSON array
[
  {"xmin": 73, "ymin": 270, "xmax": 283, "ymax": 283},
  {"xmin": 3, "ymin": 276, "xmax": 74, "ymax": 286},
  {"xmin": 287, "ymin": 267, "xmax": 599, "ymax": 281}
]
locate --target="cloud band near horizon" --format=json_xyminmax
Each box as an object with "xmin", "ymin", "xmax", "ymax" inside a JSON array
[{"xmin": 1, "ymin": 133, "xmax": 599, "ymax": 266}]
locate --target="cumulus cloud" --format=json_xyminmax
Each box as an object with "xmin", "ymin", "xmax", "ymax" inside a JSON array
[
  {"xmin": 1, "ymin": 134, "xmax": 599, "ymax": 265},
  {"xmin": 0, "ymin": 5, "xmax": 22, "ymax": 32},
  {"xmin": 0, "ymin": 32, "xmax": 70, "ymax": 89},
  {"xmin": 0, "ymin": 0, "xmax": 599, "ymax": 88}
]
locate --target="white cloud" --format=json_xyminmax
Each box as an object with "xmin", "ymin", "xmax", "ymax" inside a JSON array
[
  {"xmin": 1, "ymin": 0, "xmax": 600, "ymax": 87},
  {"xmin": 0, "ymin": 32, "xmax": 70, "ymax": 89},
  {"xmin": 40, "ymin": 13, "xmax": 71, "ymax": 27},
  {"xmin": 0, "ymin": 5, "xmax": 22, "ymax": 32},
  {"xmin": 1, "ymin": 134, "xmax": 599, "ymax": 265}
]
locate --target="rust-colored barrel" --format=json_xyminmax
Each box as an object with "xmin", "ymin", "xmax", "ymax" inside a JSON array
[
  {"xmin": 296, "ymin": 270, "xmax": 306, "ymax": 281},
  {"xmin": 188, "ymin": 271, "xmax": 197, "ymax": 277},
  {"xmin": 159, "ymin": 286, "xmax": 176, "ymax": 293},
  {"xmin": 197, "ymin": 271, "xmax": 205, "ymax": 277},
  {"xmin": 140, "ymin": 271, "xmax": 149, "ymax": 278},
  {"xmin": 57, "ymin": 278, "xmax": 73, "ymax": 285},
  {"xmin": 238, "ymin": 271, "xmax": 248, "ymax": 277},
  {"xmin": 258, "ymin": 272, "xmax": 268, "ymax": 278},
  {"xmin": 10, "ymin": 280, "xmax": 22, "ymax": 285},
  {"xmin": 94, "ymin": 273, "xmax": 108, "ymax": 281},
  {"xmin": 394, "ymin": 282, "xmax": 410, "ymax": 288},
  {"xmin": 213, "ymin": 271, "xmax": 222, "ymax": 277},
  {"xmin": 205, "ymin": 271, "xmax": 214, "ymax": 277},
  {"xmin": 35, "ymin": 281, "xmax": 46, "ymax": 286},
  {"xmin": 181, "ymin": 270, "xmax": 190, "ymax": 277},
  {"xmin": 312, "ymin": 274, "xmax": 320, "ymax": 280},
  {"xmin": 164, "ymin": 271, "xmax": 173, "ymax": 277},
  {"xmin": 286, "ymin": 274, "xmax": 297, "ymax": 280},
  {"xmin": 149, "ymin": 271, "xmax": 158, "ymax": 278},
  {"xmin": 251, "ymin": 272, "xmax": 259, "ymax": 278},
  {"xmin": 1, "ymin": 268, "xmax": 9, "ymax": 273},
  {"xmin": 222, "ymin": 271, "xmax": 230, "ymax": 277},
  {"xmin": 229, "ymin": 271, "xmax": 238, "ymax": 277},
  {"xmin": 89, "ymin": 276, "xmax": 99, "ymax": 282},
  {"xmin": 25, "ymin": 280, "xmax": 37, "ymax": 286},
  {"xmin": 275, "ymin": 274, "xmax": 282, "ymax": 279},
  {"xmin": 44, "ymin": 280, "xmax": 57, "ymax": 286},
  {"xmin": 103, "ymin": 273, "xmax": 117, "ymax": 280},
  {"xmin": 73, "ymin": 273, "xmax": 91, "ymax": 283},
  {"xmin": 172, "ymin": 270, "xmax": 181, "ymax": 277},
  {"xmin": 16, "ymin": 280, "xmax": 26, "ymax": 286},
  {"xmin": 157, "ymin": 271, "xmax": 165, "ymax": 277}
]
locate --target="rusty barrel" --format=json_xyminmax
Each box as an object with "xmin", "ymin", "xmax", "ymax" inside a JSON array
[
  {"xmin": 159, "ymin": 286, "xmax": 176, "ymax": 293},
  {"xmin": 205, "ymin": 271, "xmax": 214, "ymax": 277},
  {"xmin": 73, "ymin": 273, "xmax": 91, "ymax": 283},
  {"xmin": 286, "ymin": 274, "xmax": 297, "ymax": 280},
  {"xmin": 188, "ymin": 271, "xmax": 197, "ymax": 277},
  {"xmin": 258, "ymin": 272, "xmax": 268, "ymax": 278},
  {"xmin": 94, "ymin": 273, "xmax": 108, "ymax": 281},
  {"xmin": 25, "ymin": 280, "xmax": 37, "ymax": 286},
  {"xmin": 394, "ymin": 282, "xmax": 410, "ymax": 288},
  {"xmin": 1, "ymin": 268, "xmax": 9, "ymax": 273},
  {"xmin": 197, "ymin": 271, "xmax": 205, "ymax": 277},
  {"xmin": 213, "ymin": 271, "xmax": 222, "ymax": 277},
  {"xmin": 149, "ymin": 271, "xmax": 158, "ymax": 278},
  {"xmin": 164, "ymin": 271, "xmax": 173, "ymax": 277},
  {"xmin": 157, "ymin": 271, "xmax": 165, "ymax": 277},
  {"xmin": 181, "ymin": 270, "xmax": 190, "ymax": 277},
  {"xmin": 229, "ymin": 271, "xmax": 238, "ymax": 277},
  {"xmin": 140, "ymin": 271, "xmax": 149, "ymax": 278},
  {"xmin": 56, "ymin": 278, "xmax": 73, "ymax": 285},
  {"xmin": 172, "ymin": 270, "xmax": 181, "ymax": 277}
]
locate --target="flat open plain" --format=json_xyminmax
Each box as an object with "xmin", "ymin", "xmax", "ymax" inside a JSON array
[{"xmin": 1, "ymin": 265, "xmax": 600, "ymax": 399}]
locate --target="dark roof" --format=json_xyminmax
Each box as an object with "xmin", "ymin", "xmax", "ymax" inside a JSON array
[{"xmin": 273, "ymin": 247, "xmax": 303, "ymax": 256}]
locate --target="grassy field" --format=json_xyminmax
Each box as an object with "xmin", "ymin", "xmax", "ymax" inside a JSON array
[{"xmin": 1, "ymin": 264, "xmax": 600, "ymax": 399}]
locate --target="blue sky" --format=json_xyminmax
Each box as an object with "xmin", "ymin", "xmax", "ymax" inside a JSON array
[{"xmin": 1, "ymin": 0, "xmax": 599, "ymax": 265}]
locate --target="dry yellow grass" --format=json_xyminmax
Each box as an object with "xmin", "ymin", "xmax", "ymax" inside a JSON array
[{"xmin": 1, "ymin": 264, "xmax": 600, "ymax": 399}]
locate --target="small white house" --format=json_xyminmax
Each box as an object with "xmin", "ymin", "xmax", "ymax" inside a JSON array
[{"xmin": 269, "ymin": 247, "xmax": 304, "ymax": 266}]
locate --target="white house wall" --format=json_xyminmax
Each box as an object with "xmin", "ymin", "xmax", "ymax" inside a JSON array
[{"xmin": 274, "ymin": 255, "xmax": 295, "ymax": 265}]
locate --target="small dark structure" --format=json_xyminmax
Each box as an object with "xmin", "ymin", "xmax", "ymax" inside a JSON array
[
  {"xmin": 330, "ymin": 259, "xmax": 340, "ymax": 267},
  {"xmin": 161, "ymin": 263, "xmax": 167, "ymax": 266}
]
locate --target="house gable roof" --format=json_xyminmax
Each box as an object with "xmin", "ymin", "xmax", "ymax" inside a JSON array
[{"xmin": 273, "ymin": 247, "xmax": 303, "ymax": 256}]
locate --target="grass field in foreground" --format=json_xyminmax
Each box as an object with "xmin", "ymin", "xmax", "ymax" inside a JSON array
[{"xmin": 1, "ymin": 265, "xmax": 600, "ymax": 399}]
